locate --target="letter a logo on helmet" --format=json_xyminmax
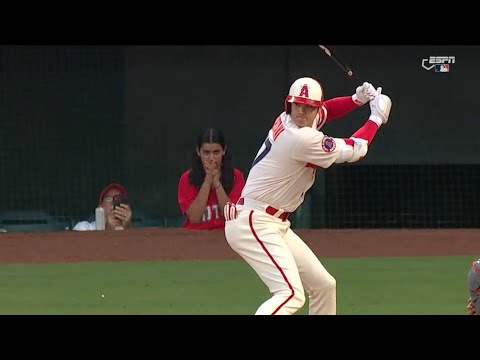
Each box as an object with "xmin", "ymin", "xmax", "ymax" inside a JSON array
[
  {"xmin": 285, "ymin": 77, "xmax": 324, "ymax": 108},
  {"xmin": 299, "ymin": 85, "xmax": 309, "ymax": 97}
]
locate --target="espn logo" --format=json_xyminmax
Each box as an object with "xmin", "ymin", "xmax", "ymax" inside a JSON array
[{"xmin": 422, "ymin": 56, "xmax": 455, "ymax": 72}]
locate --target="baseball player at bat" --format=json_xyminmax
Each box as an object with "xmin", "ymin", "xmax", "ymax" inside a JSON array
[{"xmin": 223, "ymin": 76, "xmax": 392, "ymax": 315}]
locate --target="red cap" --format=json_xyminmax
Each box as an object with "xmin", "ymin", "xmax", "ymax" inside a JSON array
[{"xmin": 98, "ymin": 183, "xmax": 127, "ymax": 205}]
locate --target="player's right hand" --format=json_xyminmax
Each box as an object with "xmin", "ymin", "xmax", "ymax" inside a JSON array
[{"xmin": 369, "ymin": 87, "xmax": 392, "ymax": 127}]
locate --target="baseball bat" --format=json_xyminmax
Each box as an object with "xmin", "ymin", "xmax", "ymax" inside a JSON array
[{"xmin": 318, "ymin": 45, "xmax": 359, "ymax": 81}]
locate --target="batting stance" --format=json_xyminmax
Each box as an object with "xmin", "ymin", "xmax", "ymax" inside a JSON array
[
  {"xmin": 224, "ymin": 77, "xmax": 392, "ymax": 315},
  {"xmin": 467, "ymin": 258, "xmax": 480, "ymax": 315}
]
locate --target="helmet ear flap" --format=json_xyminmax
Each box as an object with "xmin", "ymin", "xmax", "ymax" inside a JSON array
[
  {"xmin": 285, "ymin": 102, "xmax": 292, "ymax": 114},
  {"xmin": 316, "ymin": 105, "xmax": 328, "ymax": 130}
]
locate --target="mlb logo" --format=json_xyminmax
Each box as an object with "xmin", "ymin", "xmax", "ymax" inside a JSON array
[{"xmin": 435, "ymin": 64, "xmax": 449, "ymax": 72}]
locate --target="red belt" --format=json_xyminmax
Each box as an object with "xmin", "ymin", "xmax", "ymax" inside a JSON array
[{"xmin": 237, "ymin": 198, "xmax": 290, "ymax": 221}]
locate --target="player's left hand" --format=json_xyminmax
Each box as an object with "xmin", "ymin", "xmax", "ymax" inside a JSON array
[
  {"xmin": 353, "ymin": 82, "xmax": 377, "ymax": 105},
  {"xmin": 224, "ymin": 202, "xmax": 238, "ymax": 221},
  {"xmin": 369, "ymin": 87, "xmax": 392, "ymax": 127}
]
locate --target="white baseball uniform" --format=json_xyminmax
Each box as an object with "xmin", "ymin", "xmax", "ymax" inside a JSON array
[{"xmin": 224, "ymin": 110, "xmax": 379, "ymax": 315}]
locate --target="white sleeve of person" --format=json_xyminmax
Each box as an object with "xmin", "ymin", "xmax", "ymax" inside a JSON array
[{"xmin": 295, "ymin": 129, "xmax": 368, "ymax": 168}]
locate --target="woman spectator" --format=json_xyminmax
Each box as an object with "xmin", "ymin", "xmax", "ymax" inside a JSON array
[{"xmin": 178, "ymin": 128, "xmax": 245, "ymax": 230}]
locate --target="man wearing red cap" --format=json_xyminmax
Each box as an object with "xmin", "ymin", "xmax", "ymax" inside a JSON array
[{"xmin": 73, "ymin": 183, "xmax": 133, "ymax": 231}]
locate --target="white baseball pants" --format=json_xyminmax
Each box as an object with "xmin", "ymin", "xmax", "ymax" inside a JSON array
[{"xmin": 224, "ymin": 200, "xmax": 336, "ymax": 315}]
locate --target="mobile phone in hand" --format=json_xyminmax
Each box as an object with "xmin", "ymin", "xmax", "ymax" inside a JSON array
[{"xmin": 112, "ymin": 194, "xmax": 128, "ymax": 209}]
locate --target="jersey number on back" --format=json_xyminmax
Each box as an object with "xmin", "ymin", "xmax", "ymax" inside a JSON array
[
  {"xmin": 252, "ymin": 137, "xmax": 272, "ymax": 167},
  {"xmin": 251, "ymin": 117, "xmax": 284, "ymax": 168}
]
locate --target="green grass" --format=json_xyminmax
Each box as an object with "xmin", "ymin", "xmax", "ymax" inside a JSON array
[
  {"xmin": 328, "ymin": 256, "xmax": 471, "ymax": 315},
  {"xmin": 0, "ymin": 256, "xmax": 473, "ymax": 314}
]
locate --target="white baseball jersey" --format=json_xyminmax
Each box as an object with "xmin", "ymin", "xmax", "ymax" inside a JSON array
[{"xmin": 241, "ymin": 112, "xmax": 345, "ymax": 213}]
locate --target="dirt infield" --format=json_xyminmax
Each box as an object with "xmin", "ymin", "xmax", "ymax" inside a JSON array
[{"xmin": 0, "ymin": 228, "xmax": 479, "ymax": 264}]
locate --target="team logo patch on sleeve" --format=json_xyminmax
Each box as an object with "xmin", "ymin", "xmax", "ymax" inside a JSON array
[{"xmin": 322, "ymin": 136, "xmax": 336, "ymax": 152}]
